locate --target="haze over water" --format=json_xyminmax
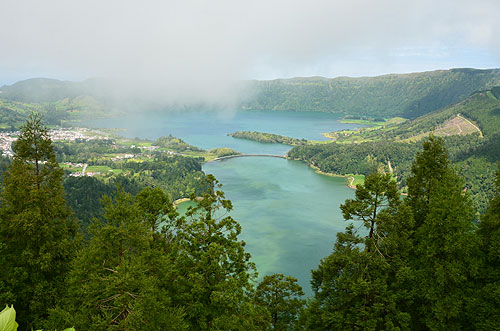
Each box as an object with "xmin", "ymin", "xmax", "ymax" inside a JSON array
[{"xmin": 90, "ymin": 109, "xmax": 361, "ymax": 294}]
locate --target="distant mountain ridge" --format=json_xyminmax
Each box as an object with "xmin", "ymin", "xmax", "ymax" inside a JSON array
[
  {"xmin": 332, "ymin": 86, "xmax": 500, "ymax": 143},
  {"xmin": 287, "ymin": 86, "xmax": 500, "ymax": 212},
  {"xmin": 242, "ymin": 68, "xmax": 500, "ymax": 118},
  {"xmin": 0, "ymin": 77, "xmax": 111, "ymax": 103},
  {"xmin": 2, "ymin": 68, "xmax": 500, "ymax": 119}
]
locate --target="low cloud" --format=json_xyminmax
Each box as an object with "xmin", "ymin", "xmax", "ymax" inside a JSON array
[{"xmin": 1, "ymin": 0, "xmax": 500, "ymax": 105}]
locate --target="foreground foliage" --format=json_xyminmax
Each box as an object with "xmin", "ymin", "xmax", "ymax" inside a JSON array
[
  {"xmin": 0, "ymin": 114, "xmax": 80, "ymax": 329},
  {"xmin": 2, "ymin": 116, "xmax": 500, "ymax": 330},
  {"xmin": 303, "ymin": 137, "xmax": 496, "ymax": 330}
]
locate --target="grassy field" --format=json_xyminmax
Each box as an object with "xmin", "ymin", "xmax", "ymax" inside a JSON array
[
  {"xmin": 339, "ymin": 118, "xmax": 387, "ymax": 126},
  {"xmin": 323, "ymin": 117, "xmax": 407, "ymax": 143},
  {"xmin": 401, "ymin": 114, "xmax": 482, "ymax": 142},
  {"xmin": 345, "ymin": 174, "xmax": 365, "ymax": 187},
  {"xmin": 118, "ymin": 139, "xmax": 153, "ymax": 147},
  {"xmin": 86, "ymin": 165, "xmax": 113, "ymax": 173}
]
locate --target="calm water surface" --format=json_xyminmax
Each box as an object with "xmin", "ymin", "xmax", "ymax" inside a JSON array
[
  {"xmin": 203, "ymin": 157, "xmax": 354, "ymax": 295},
  {"xmin": 89, "ymin": 109, "xmax": 361, "ymax": 154},
  {"xmin": 89, "ymin": 110, "xmax": 360, "ymax": 295}
]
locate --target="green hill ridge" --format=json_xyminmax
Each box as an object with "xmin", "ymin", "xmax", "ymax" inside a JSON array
[
  {"xmin": 242, "ymin": 68, "xmax": 500, "ymax": 118},
  {"xmin": 288, "ymin": 87, "xmax": 500, "ymax": 212}
]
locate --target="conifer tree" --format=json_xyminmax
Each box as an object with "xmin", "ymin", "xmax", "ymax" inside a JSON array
[
  {"xmin": 340, "ymin": 171, "xmax": 400, "ymax": 252},
  {"xmin": 470, "ymin": 164, "xmax": 500, "ymax": 329},
  {"xmin": 47, "ymin": 188, "xmax": 187, "ymax": 330},
  {"xmin": 255, "ymin": 273, "xmax": 305, "ymax": 330},
  {"xmin": 171, "ymin": 175, "xmax": 267, "ymax": 330},
  {"xmin": 405, "ymin": 136, "xmax": 479, "ymax": 329},
  {"xmin": 303, "ymin": 172, "xmax": 410, "ymax": 330},
  {"xmin": 0, "ymin": 113, "xmax": 79, "ymax": 329}
]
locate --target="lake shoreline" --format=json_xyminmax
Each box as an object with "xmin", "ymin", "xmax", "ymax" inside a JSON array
[
  {"xmin": 173, "ymin": 196, "xmax": 203, "ymax": 208},
  {"xmin": 288, "ymin": 159, "xmax": 358, "ymax": 189}
]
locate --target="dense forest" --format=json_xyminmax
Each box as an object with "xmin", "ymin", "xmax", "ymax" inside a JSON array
[
  {"xmin": 3, "ymin": 69, "xmax": 500, "ymax": 128},
  {"xmin": 242, "ymin": 68, "xmax": 500, "ymax": 118},
  {"xmin": 229, "ymin": 131, "xmax": 309, "ymax": 146},
  {"xmin": 2, "ymin": 102, "xmax": 500, "ymax": 330},
  {"xmin": 288, "ymin": 88, "xmax": 500, "ymax": 213}
]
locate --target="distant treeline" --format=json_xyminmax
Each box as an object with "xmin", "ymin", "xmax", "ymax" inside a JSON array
[
  {"xmin": 229, "ymin": 131, "xmax": 309, "ymax": 146},
  {"xmin": 289, "ymin": 88, "xmax": 500, "ymax": 213},
  {"xmin": 3, "ymin": 115, "xmax": 500, "ymax": 330},
  {"xmin": 241, "ymin": 68, "xmax": 500, "ymax": 118},
  {"xmin": 3, "ymin": 69, "xmax": 500, "ymax": 127}
]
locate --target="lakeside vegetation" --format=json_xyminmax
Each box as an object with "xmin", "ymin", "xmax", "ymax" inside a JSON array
[
  {"xmin": 1, "ymin": 71, "xmax": 500, "ymax": 329},
  {"xmin": 338, "ymin": 115, "xmax": 389, "ymax": 125},
  {"xmin": 289, "ymin": 87, "xmax": 500, "ymax": 212},
  {"xmin": 323, "ymin": 117, "xmax": 407, "ymax": 143},
  {"xmin": 2, "ymin": 115, "xmax": 500, "ymax": 330},
  {"xmin": 242, "ymin": 68, "xmax": 500, "ymax": 118},
  {"xmin": 229, "ymin": 131, "xmax": 309, "ymax": 146},
  {"xmin": 3, "ymin": 68, "xmax": 500, "ymax": 128}
]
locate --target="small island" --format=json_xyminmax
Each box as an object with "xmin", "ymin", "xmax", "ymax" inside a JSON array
[{"xmin": 228, "ymin": 131, "xmax": 309, "ymax": 146}]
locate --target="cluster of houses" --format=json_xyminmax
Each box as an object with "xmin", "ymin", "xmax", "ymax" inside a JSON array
[
  {"xmin": 0, "ymin": 128, "xmax": 104, "ymax": 158},
  {"xmin": 110, "ymin": 154, "xmax": 134, "ymax": 162},
  {"xmin": 0, "ymin": 132, "xmax": 17, "ymax": 157},
  {"xmin": 49, "ymin": 128, "xmax": 104, "ymax": 141},
  {"xmin": 131, "ymin": 144, "xmax": 159, "ymax": 151}
]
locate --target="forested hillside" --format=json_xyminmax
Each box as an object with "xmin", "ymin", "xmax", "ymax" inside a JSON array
[
  {"xmin": 0, "ymin": 78, "xmax": 112, "ymax": 103},
  {"xmin": 288, "ymin": 87, "xmax": 500, "ymax": 212},
  {"xmin": 242, "ymin": 68, "xmax": 500, "ymax": 118},
  {"xmin": 3, "ymin": 68, "xmax": 500, "ymax": 125},
  {"xmin": 0, "ymin": 78, "xmax": 118, "ymax": 128},
  {"xmin": 2, "ymin": 115, "xmax": 500, "ymax": 330}
]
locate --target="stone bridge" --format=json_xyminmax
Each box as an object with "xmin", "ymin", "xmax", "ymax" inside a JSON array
[{"xmin": 211, "ymin": 154, "xmax": 287, "ymax": 162}]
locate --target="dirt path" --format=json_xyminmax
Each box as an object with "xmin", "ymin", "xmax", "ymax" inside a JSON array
[
  {"xmin": 347, "ymin": 176, "xmax": 356, "ymax": 189},
  {"xmin": 458, "ymin": 114, "xmax": 482, "ymax": 136}
]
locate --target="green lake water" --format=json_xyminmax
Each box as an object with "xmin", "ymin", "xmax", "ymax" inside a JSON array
[
  {"xmin": 89, "ymin": 109, "xmax": 360, "ymax": 295},
  {"xmin": 202, "ymin": 157, "xmax": 354, "ymax": 295}
]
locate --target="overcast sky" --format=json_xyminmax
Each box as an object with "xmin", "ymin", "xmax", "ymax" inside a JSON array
[{"xmin": 1, "ymin": 0, "xmax": 500, "ymax": 88}]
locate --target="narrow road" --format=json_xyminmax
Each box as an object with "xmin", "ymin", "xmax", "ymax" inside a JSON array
[{"xmin": 82, "ymin": 163, "xmax": 88, "ymax": 176}]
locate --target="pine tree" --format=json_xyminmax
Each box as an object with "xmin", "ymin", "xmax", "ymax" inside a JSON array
[
  {"xmin": 255, "ymin": 273, "xmax": 305, "ymax": 330},
  {"xmin": 0, "ymin": 113, "xmax": 79, "ymax": 329},
  {"xmin": 340, "ymin": 171, "xmax": 400, "ymax": 252},
  {"xmin": 405, "ymin": 136, "xmax": 479, "ymax": 329},
  {"xmin": 305, "ymin": 223, "xmax": 410, "ymax": 330},
  {"xmin": 49, "ymin": 178, "xmax": 267, "ymax": 330},
  {"xmin": 304, "ymin": 172, "xmax": 410, "ymax": 330},
  {"xmin": 171, "ymin": 175, "xmax": 266, "ymax": 330},
  {"xmin": 136, "ymin": 186, "xmax": 177, "ymax": 243},
  {"xmin": 47, "ymin": 187, "xmax": 187, "ymax": 330},
  {"xmin": 470, "ymin": 164, "xmax": 500, "ymax": 330}
]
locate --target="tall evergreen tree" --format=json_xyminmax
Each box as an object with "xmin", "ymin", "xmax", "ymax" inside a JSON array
[
  {"xmin": 340, "ymin": 171, "xmax": 400, "ymax": 252},
  {"xmin": 406, "ymin": 136, "xmax": 453, "ymax": 227},
  {"xmin": 470, "ymin": 164, "xmax": 500, "ymax": 330},
  {"xmin": 0, "ymin": 113, "xmax": 79, "ymax": 329},
  {"xmin": 405, "ymin": 136, "xmax": 479, "ymax": 330},
  {"xmin": 255, "ymin": 273, "xmax": 305, "ymax": 330},
  {"xmin": 171, "ymin": 175, "xmax": 267, "ymax": 330},
  {"xmin": 47, "ymin": 187, "xmax": 187, "ymax": 330},
  {"xmin": 303, "ymin": 172, "xmax": 410, "ymax": 330},
  {"xmin": 49, "ymin": 177, "xmax": 267, "ymax": 330}
]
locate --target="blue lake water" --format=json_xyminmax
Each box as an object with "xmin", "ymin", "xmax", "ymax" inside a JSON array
[
  {"xmin": 89, "ymin": 109, "xmax": 360, "ymax": 295},
  {"xmin": 89, "ymin": 109, "xmax": 361, "ymax": 154}
]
